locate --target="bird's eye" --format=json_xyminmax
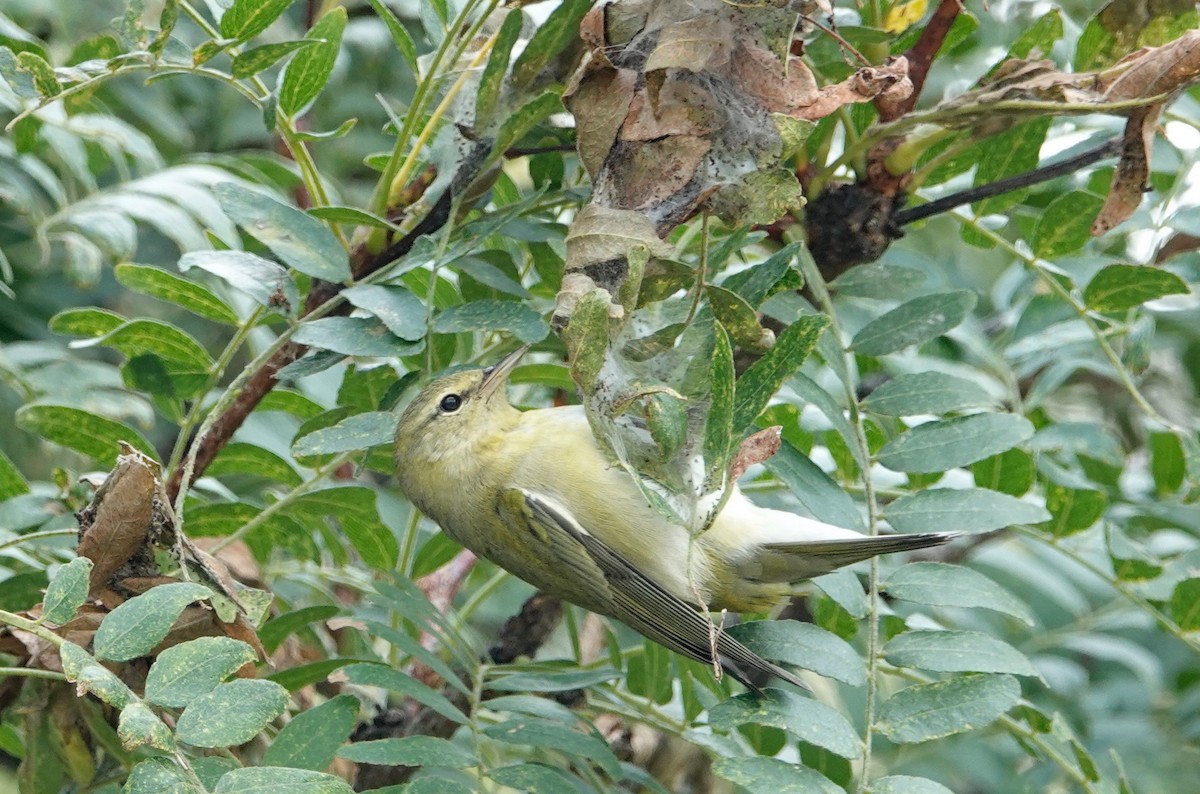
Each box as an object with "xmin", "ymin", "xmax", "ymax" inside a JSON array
[{"xmin": 439, "ymin": 393, "xmax": 463, "ymax": 413}]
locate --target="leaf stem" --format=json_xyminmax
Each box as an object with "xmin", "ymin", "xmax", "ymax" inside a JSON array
[
  {"xmin": 955, "ymin": 213, "xmax": 1182, "ymax": 434},
  {"xmin": 166, "ymin": 306, "xmax": 264, "ymax": 476},
  {"xmin": 795, "ymin": 245, "xmax": 882, "ymax": 794},
  {"xmin": 1011, "ymin": 524, "xmax": 1200, "ymax": 654},
  {"xmin": 0, "ymin": 608, "xmax": 63, "ymax": 646},
  {"xmin": 207, "ymin": 449, "xmax": 356, "ymax": 553},
  {"xmin": 0, "ymin": 528, "xmax": 77, "ymax": 553}
]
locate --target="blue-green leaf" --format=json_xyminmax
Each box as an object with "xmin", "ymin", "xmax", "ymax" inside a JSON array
[
  {"xmin": 215, "ymin": 182, "xmax": 349, "ymax": 282},
  {"xmin": 851, "ymin": 291, "xmax": 976, "ymax": 356}
]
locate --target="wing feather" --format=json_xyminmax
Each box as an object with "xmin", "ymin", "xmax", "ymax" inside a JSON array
[{"xmin": 500, "ymin": 487, "xmax": 807, "ymax": 692}]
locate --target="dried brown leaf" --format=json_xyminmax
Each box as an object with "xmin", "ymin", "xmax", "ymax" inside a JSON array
[
  {"xmin": 1092, "ymin": 105, "xmax": 1161, "ymax": 235},
  {"xmin": 564, "ymin": 62, "xmax": 637, "ymax": 177},
  {"xmin": 77, "ymin": 453, "xmax": 156, "ymax": 593},
  {"xmin": 791, "ymin": 58, "xmax": 912, "ymax": 121},
  {"xmin": 1099, "ymin": 30, "xmax": 1200, "ymax": 101},
  {"xmin": 609, "ymin": 136, "xmax": 713, "ymax": 210},
  {"xmin": 622, "ymin": 72, "xmax": 722, "ymax": 141},
  {"xmin": 730, "ymin": 426, "xmax": 782, "ymax": 481},
  {"xmin": 644, "ymin": 15, "xmax": 734, "ymax": 72}
]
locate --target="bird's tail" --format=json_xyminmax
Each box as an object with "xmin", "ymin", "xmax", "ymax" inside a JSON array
[{"xmin": 757, "ymin": 531, "xmax": 961, "ymax": 582}]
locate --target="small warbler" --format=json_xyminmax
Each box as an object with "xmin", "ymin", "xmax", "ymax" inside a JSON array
[{"xmin": 394, "ymin": 347, "xmax": 958, "ymax": 690}]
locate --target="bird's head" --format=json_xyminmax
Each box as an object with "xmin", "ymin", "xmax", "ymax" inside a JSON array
[{"xmin": 393, "ymin": 346, "xmax": 527, "ymax": 478}]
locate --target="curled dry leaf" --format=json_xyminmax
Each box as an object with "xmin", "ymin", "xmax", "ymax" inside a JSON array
[
  {"xmin": 559, "ymin": 0, "xmax": 907, "ymax": 329},
  {"xmin": 1092, "ymin": 31, "xmax": 1200, "ymax": 234},
  {"xmin": 918, "ymin": 31, "xmax": 1200, "ymax": 235},
  {"xmin": 76, "ymin": 449, "xmax": 157, "ymax": 595},
  {"xmin": 729, "ymin": 426, "xmax": 783, "ymax": 481}
]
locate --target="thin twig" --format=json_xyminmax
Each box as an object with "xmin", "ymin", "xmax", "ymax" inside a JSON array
[
  {"xmin": 877, "ymin": 0, "xmax": 962, "ymax": 121},
  {"xmin": 894, "ymin": 136, "xmax": 1122, "ymax": 225}
]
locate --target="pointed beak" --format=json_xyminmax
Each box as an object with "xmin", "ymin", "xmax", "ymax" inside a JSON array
[{"xmin": 479, "ymin": 345, "xmax": 529, "ymax": 397}]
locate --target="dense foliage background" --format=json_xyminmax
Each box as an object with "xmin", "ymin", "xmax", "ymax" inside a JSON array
[{"xmin": 0, "ymin": 0, "xmax": 1198, "ymax": 792}]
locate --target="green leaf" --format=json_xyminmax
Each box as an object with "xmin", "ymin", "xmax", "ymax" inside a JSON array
[
  {"xmin": 259, "ymin": 605, "xmax": 340, "ymax": 653},
  {"xmin": 16, "ymin": 50, "xmax": 57, "ymax": 98},
  {"xmin": 497, "ymin": 91, "xmax": 566, "ymax": 157},
  {"xmin": 851, "ymin": 291, "xmax": 976, "ymax": 356},
  {"xmin": 710, "ymin": 284, "xmax": 770, "ymax": 350},
  {"xmin": 74, "ymin": 318, "xmax": 213, "ymax": 369},
  {"xmin": 117, "ymin": 701, "xmax": 174, "ymax": 752},
  {"xmin": 0, "ymin": 46, "xmax": 39, "ymax": 99},
  {"xmin": 723, "ymin": 243, "xmax": 803, "ymax": 307},
  {"xmin": 878, "ymin": 413, "xmax": 1035, "ymax": 473},
  {"xmin": 42, "ymin": 557, "xmax": 93, "ymax": 624},
  {"xmin": 292, "ymin": 411, "xmax": 396, "ymax": 456},
  {"xmin": 213, "ymin": 768, "xmax": 354, "ymax": 794},
  {"xmin": 1004, "ymin": 7, "xmax": 1064, "ymax": 61},
  {"xmin": 831, "ymin": 262, "xmax": 925, "ymax": 299},
  {"xmin": 307, "ymin": 205, "xmax": 398, "ymax": 229},
  {"xmin": 125, "ymin": 758, "xmax": 204, "ymax": 794},
  {"xmin": 433, "ymin": 300, "xmax": 550, "ymax": 344},
  {"xmin": 343, "ymin": 284, "xmax": 425, "ymax": 340},
  {"xmin": 883, "ymin": 630, "xmax": 1040, "ymax": 677},
  {"xmin": 726, "ymin": 620, "xmax": 866, "ymax": 686},
  {"xmin": 1083, "ymin": 264, "xmax": 1190, "ymax": 312},
  {"xmin": 812, "ymin": 569, "xmax": 868, "ymax": 619},
  {"xmin": 14, "ymin": 405, "xmax": 155, "ymax": 464},
  {"xmin": 115, "ymin": 263, "xmax": 239, "ymax": 325},
  {"xmin": 1150, "ymin": 431, "xmax": 1186, "ymax": 495},
  {"xmin": 488, "ymin": 667, "xmax": 622, "ymax": 693},
  {"xmin": 876, "ymin": 674, "xmax": 1021, "ymax": 744},
  {"xmin": 881, "ymin": 562, "xmax": 1034, "ymax": 624},
  {"xmin": 258, "ymin": 390, "xmax": 326, "ymax": 419},
  {"xmin": 1170, "ymin": 579, "xmax": 1200, "ymax": 631},
  {"xmin": 704, "ymin": 324, "xmax": 735, "ymax": 487},
  {"xmin": 145, "ymin": 636, "xmax": 258, "ymax": 708},
  {"xmin": 179, "ymin": 250, "xmax": 300, "ymax": 312},
  {"xmin": 489, "ymin": 764, "xmax": 585, "ymax": 793},
  {"xmin": 365, "ymin": 619, "xmax": 471, "ymax": 696},
  {"xmin": 94, "ymin": 582, "xmax": 212, "ymax": 662},
  {"xmin": 764, "ymin": 441, "xmax": 864, "ymax": 529},
  {"xmin": 972, "ymin": 118, "xmax": 1051, "ymax": 216},
  {"xmin": 215, "ymin": 182, "xmax": 349, "ymax": 282},
  {"xmin": 337, "ymin": 736, "xmax": 476, "ymax": 768},
  {"xmin": 713, "ymin": 756, "xmax": 841, "ymax": 794},
  {"xmin": 288, "ymin": 487, "xmax": 398, "ymax": 570},
  {"xmin": 232, "ymin": 39, "xmax": 319, "ymax": 78},
  {"xmin": 863, "ymin": 372, "xmax": 993, "ymax": 416},
  {"xmin": 176, "ymin": 679, "xmax": 289, "ymax": 748},
  {"xmin": 1043, "ymin": 484, "xmax": 1108, "ymax": 536},
  {"xmin": 268, "ymin": 658, "xmax": 363, "ymax": 691},
  {"xmin": 209, "ymin": 442, "xmax": 302, "ymax": 487},
  {"xmin": 872, "ymin": 775, "xmax": 956, "ymax": 794},
  {"xmin": 220, "ymin": 0, "xmax": 292, "ymax": 41},
  {"xmin": 884, "ymin": 487, "xmax": 1049, "ymax": 534},
  {"xmin": 476, "ymin": 10, "xmax": 523, "ymax": 124},
  {"xmin": 970, "ymin": 449, "xmax": 1035, "ymax": 496},
  {"xmin": 733, "ymin": 314, "xmax": 829, "ymax": 432},
  {"xmin": 483, "ymin": 719, "xmax": 621, "ymax": 780},
  {"xmin": 709, "ymin": 689, "xmax": 861, "ymax": 759},
  {"xmin": 59, "ymin": 641, "xmax": 134, "ymax": 708},
  {"xmin": 293, "ymin": 316, "xmax": 423, "ymax": 357},
  {"xmin": 262, "ymin": 694, "xmax": 358, "ymax": 770},
  {"xmin": 510, "ymin": 0, "xmax": 592, "ymax": 86},
  {"xmin": 278, "ymin": 7, "xmax": 347, "ymax": 116},
  {"xmin": 344, "ymin": 663, "xmax": 468, "ymax": 725},
  {"xmin": 365, "ymin": 0, "xmax": 418, "ymax": 76},
  {"xmin": 0, "ymin": 448, "xmax": 30, "ymax": 499},
  {"xmin": 1032, "ymin": 191, "xmax": 1104, "ymax": 258}
]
